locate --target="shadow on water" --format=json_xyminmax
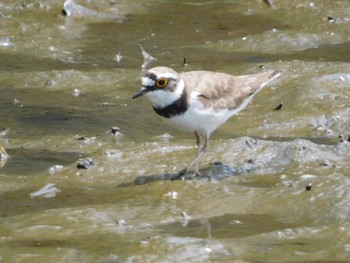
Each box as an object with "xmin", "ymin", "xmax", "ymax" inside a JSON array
[
  {"xmin": 118, "ymin": 162, "xmax": 254, "ymax": 187},
  {"xmin": 118, "ymin": 135, "xmax": 340, "ymax": 187}
]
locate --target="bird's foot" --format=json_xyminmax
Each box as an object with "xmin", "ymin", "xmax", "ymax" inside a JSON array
[
  {"xmin": 188, "ymin": 171, "xmax": 201, "ymax": 179},
  {"xmin": 170, "ymin": 169, "xmax": 186, "ymax": 181},
  {"xmin": 170, "ymin": 168, "xmax": 200, "ymax": 181}
]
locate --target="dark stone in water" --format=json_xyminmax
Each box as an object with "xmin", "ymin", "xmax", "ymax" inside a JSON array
[
  {"xmin": 76, "ymin": 158, "xmax": 95, "ymax": 169},
  {"xmin": 124, "ymin": 162, "xmax": 253, "ymax": 185},
  {"xmin": 338, "ymin": 134, "xmax": 350, "ymax": 143},
  {"xmin": 273, "ymin": 102, "xmax": 283, "ymax": 111},
  {"xmin": 305, "ymin": 183, "xmax": 312, "ymax": 191},
  {"xmin": 110, "ymin": 127, "xmax": 120, "ymax": 135},
  {"xmin": 246, "ymin": 159, "xmax": 255, "ymax": 164},
  {"xmin": 327, "ymin": 16, "xmax": 335, "ymax": 23},
  {"xmin": 322, "ymin": 161, "xmax": 330, "ymax": 167}
]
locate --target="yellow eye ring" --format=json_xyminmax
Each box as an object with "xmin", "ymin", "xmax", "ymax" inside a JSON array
[{"xmin": 156, "ymin": 77, "xmax": 168, "ymax": 88}]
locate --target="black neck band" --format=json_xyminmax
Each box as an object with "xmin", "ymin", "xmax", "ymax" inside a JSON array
[{"xmin": 153, "ymin": 91, "xmax": 187, "ymax": 118}]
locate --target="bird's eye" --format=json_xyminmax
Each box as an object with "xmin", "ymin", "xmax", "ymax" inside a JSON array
[{"xmin": 156, "ymin": 78, "xmax": 168, "ymax": 88}]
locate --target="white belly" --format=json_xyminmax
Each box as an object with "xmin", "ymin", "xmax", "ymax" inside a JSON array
[
  {"xmin": 158, "ymin": 89, "xmax": 258, "ymax": 136},
  {"xmin": 154, "ymin": 85, "xmax": 260, "ymax": 136},
  {"xmin": 160, "ymin": 105, "xmax": 234, "ymax": 136}
]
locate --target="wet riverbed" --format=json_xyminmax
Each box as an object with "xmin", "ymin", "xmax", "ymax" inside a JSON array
[{"xmin": 0, "ymin": 0, "xmax": 350, "ymax": 262}]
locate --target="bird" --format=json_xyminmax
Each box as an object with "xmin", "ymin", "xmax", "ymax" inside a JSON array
[{"xmin": 132, "ymin": 66, "xmax": 282, "ymax": 178}]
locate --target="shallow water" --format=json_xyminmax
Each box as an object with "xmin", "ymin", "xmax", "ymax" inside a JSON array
[{"xmin": 0, "ymin": 0, "xmax": 350, "ymax": 262}]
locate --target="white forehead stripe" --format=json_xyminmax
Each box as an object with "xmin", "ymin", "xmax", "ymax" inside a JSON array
[
  {"xmin": 157, "ymin": 72, "xmax": 178, "ymax": 79},
  {"xmin": 142, "ymin": 77, "xmax": 155, "ymax": 87}
]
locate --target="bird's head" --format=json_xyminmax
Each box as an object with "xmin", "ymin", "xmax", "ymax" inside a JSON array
[{"xmin": 132, "ymin": 67, "xmax": 184, "ymax": 108}]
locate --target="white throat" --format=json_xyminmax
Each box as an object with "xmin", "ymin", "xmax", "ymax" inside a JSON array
[{"xmin": 145, "ymin": 79, "xmax": 185, "ymax": 109}]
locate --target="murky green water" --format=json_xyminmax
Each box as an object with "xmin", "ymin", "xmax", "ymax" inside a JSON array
[{"xmin": 0, "ymin": 0, "xmax": 350, "ymax": 262}]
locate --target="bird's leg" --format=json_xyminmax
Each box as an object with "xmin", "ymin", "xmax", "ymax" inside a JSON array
[
  {"xmin": 179, "ymin": 132, "xmax": 201, "ymax": 177},
  {"xmin": 195, "ymin": 131, "xmax": 202, "ymax": 157},
  {"xmin": 185, "ymin": 132, "xmax": 209, "ymax": 177},
  {"xmin": 193, "ymin": 131, "xmax": 203, "ymax": 176},
  {"xmin": 174, "ymin": 132, "xmax": 209, "ymax": 180}
]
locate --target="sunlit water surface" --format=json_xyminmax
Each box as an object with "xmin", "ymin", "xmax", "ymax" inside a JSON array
[{"xmin": 0, "ymin": 0, "xmax": 350, "ymax": 262}]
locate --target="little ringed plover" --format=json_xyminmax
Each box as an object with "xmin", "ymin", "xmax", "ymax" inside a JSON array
[{"xmin": 133, "ymin": 66, "xmax": 282, "ymax": 178}]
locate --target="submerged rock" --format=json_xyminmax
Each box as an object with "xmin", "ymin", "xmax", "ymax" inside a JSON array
[{"xmin": 305, "ymin": 183, "xmax": 313, "ymax": 191}]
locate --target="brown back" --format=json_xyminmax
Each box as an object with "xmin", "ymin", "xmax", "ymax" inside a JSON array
[{"xmin": 180, "ymin": 70, "xmax": 281, "ymax": 111}]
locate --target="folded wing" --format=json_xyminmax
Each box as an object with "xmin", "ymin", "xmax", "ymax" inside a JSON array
[{"xmin": 181, "ymin": 70, "xmax": 281, "ymax": 111}]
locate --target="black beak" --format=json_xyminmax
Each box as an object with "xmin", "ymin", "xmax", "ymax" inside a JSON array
[{"xmin": 132, "ymin": 88, "xmax": 146, "ymax": 99}]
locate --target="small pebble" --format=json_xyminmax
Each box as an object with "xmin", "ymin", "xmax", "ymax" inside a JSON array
[
  {"xmin": 76, "ymin": 158, "xmax": 95, "ymax": 169},
  {"xmin": 110, "ymin": 127, "xmax": 120, "ymax": 135},
  {"xmin": 338, "ymin": 134, "xmax": 350, "ymax": 143},
  {"xmin": 327, "ymin": 16, "xmax": 335, "ymax": 23},
  {"xmin": 322, "ymin": 161, "xmax": 330, "ymax": 167},
  {"xmin": 183, "ymin": 57, "xmax": 187, "ymax": 67},
  {"xmin": 273, "ymin": 102, "xmax": 283, "ymax": 111},
  {"xmin": 246, "ymin": 159, "xmax": 254, "ymax": 164},
  {"xmin": 113, "ymin": 52, "xmax": 123, "ymax": 63},
  {"xmin": 305, "ymin": 183, "xmax": 312, "ymax": 191}
]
